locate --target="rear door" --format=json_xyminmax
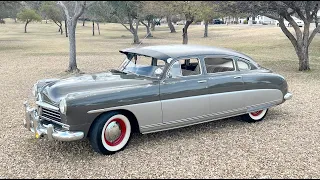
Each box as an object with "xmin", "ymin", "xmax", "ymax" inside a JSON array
[
  {"xmin": 203, "ymin": 56, "xmax": 246, "ymax": 119},
  {"xmin": 236, "ymin": 57, "xmax": 284, "ymax": 112},
  {"xmin": 160, "ymin": 57, "xmax": 210, "ymax": 123}
]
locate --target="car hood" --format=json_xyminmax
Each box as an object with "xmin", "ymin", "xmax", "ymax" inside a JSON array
[{"xmin": 41, "ymin": 71, "xmax": 156, "ymax": 103}]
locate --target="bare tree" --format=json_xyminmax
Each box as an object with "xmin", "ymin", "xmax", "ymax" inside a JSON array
[
  {"xmin": 57, "ymin": 1, "xmax": 89, "ymax": 73},
  {"xmin": 17, "ymin": 9, "xmax": 42, "ymax": 33},
  {"xmin": 179, "ymin": 1, "xmax": 202, "ymax": 44},
  {"xmin": 141, "ymin": 1, "xmax": 165, "ymax": 31},
  {"xmin": 41, "ymin": 1, "xmax": 64, "ymax": 35},
  {"xmin": 198, "ymin": 2, "xmax": 221, "ymax": 38},
  {"xmin": 108, "ymin": 1, "xmax": 141, "ymax": 44},
  {"xmin": 140, "ymin": 19, "xmax": 153, "ymax": 37},
  {"xmin": 167, "ymin": 15, "xmax": 176, "ymax": 33},
  {"xmin": 217, "ymin": 1, "xmax": 320, "ymax": 71},
  {"xmin": 86, "ymin": 2, "xmax": 108, "ymax": 36}
]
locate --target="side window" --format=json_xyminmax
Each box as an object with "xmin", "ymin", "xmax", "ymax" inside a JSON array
[
  {"xmin": 167, "ymin": 58, "xmax": 201, "ymax": 78},
  {"xmin": 181, "ymin": 58, "xmax": 201, "ymax": 76},
  {"xmin": 204, "ymin": 57, "xmax": 235, "ymax": 73},
  {"xmin": 237, "ymin": 60, "xmax": 251, "ymax": 71}
]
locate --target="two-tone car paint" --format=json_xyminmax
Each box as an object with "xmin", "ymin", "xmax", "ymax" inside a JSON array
[{"xmin": 35, "ymin": 45, "xmax": 288, "ymax": 138}]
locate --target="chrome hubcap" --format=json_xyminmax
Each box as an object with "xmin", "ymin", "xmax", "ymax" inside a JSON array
[{"xmin": 105, "ymin": 121, "xmax": 122, "ymax": 143}]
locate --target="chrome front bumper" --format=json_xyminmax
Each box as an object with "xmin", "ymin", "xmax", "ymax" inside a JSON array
[
  {"xmin": 284, "ymin": 92, "xmax": 293, "ymax": 100},
  {"xmin": 23, "ymin": 101, "xmax": 84, "ymax": 141}
]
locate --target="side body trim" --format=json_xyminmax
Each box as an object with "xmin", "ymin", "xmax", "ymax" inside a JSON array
[{"xmin": 87, "ymin": 89, "xmax": 284, "ymax": 134}]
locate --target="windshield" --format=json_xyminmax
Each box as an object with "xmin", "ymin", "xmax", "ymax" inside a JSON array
[{"xmin": 118, "ymin": 53, "xmax": 168, "ymax": 78}]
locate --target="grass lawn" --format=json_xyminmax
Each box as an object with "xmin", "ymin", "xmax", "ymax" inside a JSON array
[{"xmin": 1, "ymin": 18, "xmax": 320, "ymax": 178}]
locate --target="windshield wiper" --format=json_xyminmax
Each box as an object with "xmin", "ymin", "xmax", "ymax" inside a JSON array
[{"xmin": 110, "ymin": 69, "xmax": 128, "ymax": 74}]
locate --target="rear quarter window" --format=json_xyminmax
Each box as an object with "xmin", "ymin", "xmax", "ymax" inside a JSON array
[{"xmin": 237, "ymin": 58, "xmax": 258, "ymax": 70}]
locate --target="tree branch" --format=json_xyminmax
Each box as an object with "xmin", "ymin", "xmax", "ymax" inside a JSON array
[
  {"xmin": 296, "ymin": 7, "xmax": 308, "ymax": 22},
  {"xmin": 310, "ymin": 3, "xmax": 319, "ymax": 18},
  {"xmin": 73, "ymin": 1, "xmax": 86, "ymax": 22},
  {"xmin": 74, "ymin": 1, "xmax": 78, "ymax": 16},
  {"xmin": 53, "ymin": 20, "xmax": 60, "ymax": 27},
  {"xmin": 263, "ymin": 14, "xmax": 280, "ymax": 21},
  {"xmin": 57, "ymin": 1, "xmax": 70, "ymax": 19},
  {"xmin": 308, "ymin": 25, "xmax": 320, "ymax": 46},
  {"xmin": 114, "ymin": 15, "xmax": 133, "ymax": 34},
  {"xmin": 278, "ymin": 17, "xmax": 298, "ymax": 48},
  {"xmin": 283, "ymin": 1, "xmax": 308, "ymax": 22},
  {"xmin": 140, "ymin": 20, "xmax": 148, "ymax": 28},
  {"xmin": 282, "ymin": 11, "xmax": 303, "ymax": 40}
]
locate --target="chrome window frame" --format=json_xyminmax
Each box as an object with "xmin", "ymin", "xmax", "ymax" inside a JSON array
[
  {"xmin": 203, "ymin": 56, "xmax": 237, "ymax": 75},
  {"xmin": 236, "ymin": 58, "xmax": 252, "ymax": 71}
]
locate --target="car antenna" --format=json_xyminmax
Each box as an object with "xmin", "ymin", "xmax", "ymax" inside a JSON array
[{"xmin": 135, "ymin": 31, "xmax": 151, "ymax": 49}]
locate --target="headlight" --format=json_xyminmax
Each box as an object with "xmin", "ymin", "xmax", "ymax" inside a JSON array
[
  {"xmin": 32, "ymin": 83, "xmax": 38, "ymax": 97},
  {"xmin": 59, "ymin": 98, "xmax": 67, "ymax": 114}
]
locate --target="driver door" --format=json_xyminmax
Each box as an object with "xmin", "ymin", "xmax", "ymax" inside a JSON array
[{"xmin": 159, "ymin": 58, "xmax": 210, "ymax": 123}]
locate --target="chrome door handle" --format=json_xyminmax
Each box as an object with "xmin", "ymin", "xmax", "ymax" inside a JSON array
[
  {"xmin": 197, "ymin": 80, "xmax": 207, "ymax": 83},
  {"xmin": 233, "ymin": 76, "xmax": 242, "ymax": 79}
]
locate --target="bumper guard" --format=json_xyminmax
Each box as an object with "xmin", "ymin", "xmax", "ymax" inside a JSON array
[{"xmin": 23, "ymin": 101, "xmax": 84, "ymax": 141}]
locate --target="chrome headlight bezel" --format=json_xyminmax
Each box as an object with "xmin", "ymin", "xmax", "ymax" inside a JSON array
[{"xmin": 59, "ymin": 98, "xmax": 67, "ymax": 115}]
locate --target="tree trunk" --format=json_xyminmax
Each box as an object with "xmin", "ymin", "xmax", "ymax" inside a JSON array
[
  {"xmin": 54, "ymin": 20, "xmax": 63, "ymax": 35},
  {"xmin": 83, "ymin": 20, "xmax": 85, "ymax": 26},
  {"xmin": 65, "ymin": 20, "xmax": 68, "ymax": 37},
  {"xmin": 146, "ymin": 25, "xmax": 152, "ymax": 37},
  {"xmin": 67, "ymin": 21, "xmax": 79, "ymax": 72},
  {"xmin": 147, "ymin": 20, "xmax": 152, "ymax": 34},
  {"xmin": 133, "ymin": 19, "xmax": 140, "ymax": 44},
  {"xmin": 24, "ymin": 20, "xmax": 29, "ymax": 33},
  {"xmin": 298, "ymin": 22, "xmax": 310, "ymax": 71},
  {"xmin": 141, "ymin": 21, "xmax": 152, "ymax": 37},
  {"xmin": 296, "ymin": 45, "xmax": 310, "ymax": 71},
  {"xmin": 278, "ymin": 18, "xmax": 311, "ymax": 71},
  {"xmin": 204, "ymin": 20, "xmax": 209, "ymax": 37},
  {"xmin": 167, "ymin": 16, "xmax": 176, "ymax": 33},
  {"xmin": 92, "ymin": 20, "xmax": 95, "ymax": 36},
  {"xmin": 97, "ymin": 22, "xmax": 100, "ymax": 35},
  {"xmin": 133, "ymin": 31, "xmax": 139, "ymax": 44},
  {"xmin": 59, "ymin": 21, "xmax": 63, "ymax": 35},
  {"xmin": 46, "ymin": 19, "xmax": 47, "ymax": 24},
  {"xmin": 151, "ymin": 20, "xmax": 156, "ymax": 31},
  {"xmin": 182, "ymin": 20, "xmax": 193, "ymax": 44}
]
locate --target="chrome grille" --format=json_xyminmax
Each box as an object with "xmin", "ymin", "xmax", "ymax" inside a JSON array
[{"xmin": 40, "ymin": 107, "xmax": 62, "ymax": 122}]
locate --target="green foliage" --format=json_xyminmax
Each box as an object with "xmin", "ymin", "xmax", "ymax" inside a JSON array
[
  {"xmin": 109, "ymin": 1, "xmax": 141, "ymax": 20},
  {"xmin": 40, "ymin": 1, "xmax": 64, "ymax": 22},
  {"xmin": 0, "ymin": 1, "xmax": 22, "ymax": 9},
  {"xmin": 243, "ymin": 19, "xmax": 248, "ymax": 24},
  {"xmin": 17, "ymin": 9, "xmax": 42, "ymax": 23},
  {"xmin": 85, "ymin": 1, "xmax": 113, "ymax": 22},
  {"xmin": 0, "ymin": 1, "xmax": 22, "ymax": 19},
  {"xmin": 197, "ymin": 1, "xmax": 220, "ymax": 22}
]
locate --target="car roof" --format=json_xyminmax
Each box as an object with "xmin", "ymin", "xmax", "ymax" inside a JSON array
[{"xmin": 119, "ymin": 44, "xmax": 255, "ymax": 62}]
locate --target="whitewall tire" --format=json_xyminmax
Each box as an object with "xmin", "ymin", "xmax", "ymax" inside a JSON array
[
  {"xmin": 89, "ymin": 112, "xmax": 132, "ymax": 155},
  {"xmin": 241, "ymin": 109, "xmax": 268, "ymax": 123}
]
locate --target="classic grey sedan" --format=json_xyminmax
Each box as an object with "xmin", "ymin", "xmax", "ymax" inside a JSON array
[{"xmin": 23, "ymin": 45, "xmax": 292, "ymax": 155}]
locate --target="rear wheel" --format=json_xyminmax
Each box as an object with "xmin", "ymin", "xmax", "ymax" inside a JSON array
[
  {"xmin": 89, "ymin": 111, "xmax": 132, "ymax": 155},
  {"xmin": 241, "ymin": 109, "xmax": 268, "ymax": 123}
]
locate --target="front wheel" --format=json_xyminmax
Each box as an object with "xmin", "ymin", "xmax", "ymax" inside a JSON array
[
  {"xmin": 241, "ymin": 109, "xmax": 268, "ymax": 123},
  {"xmin": 89, "ymin": 112, "xmax": 132, "ymax": 155}
]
